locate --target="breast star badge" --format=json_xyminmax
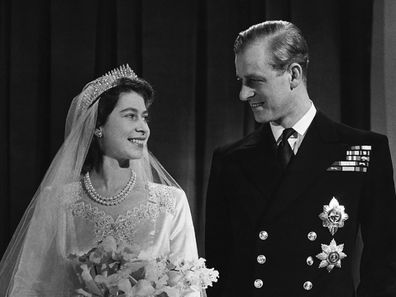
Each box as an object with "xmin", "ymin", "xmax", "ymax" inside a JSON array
[
  {"xmin": 316, "ymin": 238, "xmax": 347, "ymax": 272},
  {"xmin": 319, "ymin": 197, "xmax": 349, "ymax": 235}
]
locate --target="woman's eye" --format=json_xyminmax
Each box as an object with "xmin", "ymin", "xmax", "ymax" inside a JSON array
[
  {"xmin": 143, "ymin": 115, "xmax": 150, "ymax": 123},
  {"xmin": 126, "ymin": 114, "xmax": 137, "ymax": 120}
]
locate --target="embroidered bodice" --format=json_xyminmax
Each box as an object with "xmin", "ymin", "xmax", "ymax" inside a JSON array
[
  {"xmin": 56, "ymin": 181, "xmax": 198, "ymax": 261},
  {"xmin": 69, "ymin": 182, "xmax": 176, "ymax": 246}
]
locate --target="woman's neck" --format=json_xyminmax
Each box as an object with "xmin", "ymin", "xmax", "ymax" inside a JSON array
[{"xmin": 90, "ymin": 156, "xmax": 131, "ymax": 194}]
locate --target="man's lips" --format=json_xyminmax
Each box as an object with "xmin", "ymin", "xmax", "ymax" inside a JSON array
[{"xmin": 250, "ymin": 102, "xmax": 265, "ymax": 108}]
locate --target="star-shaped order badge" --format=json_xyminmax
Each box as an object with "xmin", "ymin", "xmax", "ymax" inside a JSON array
[
  {"xmin": 316, "ymin": 239, "xmax": 347, "ymax": 272},
  {"xmin": 318, "ymin": 197, "xmax": 349, "ymax": 235}
]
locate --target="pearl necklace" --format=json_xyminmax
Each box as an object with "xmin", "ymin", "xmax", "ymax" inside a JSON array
[{"xmin": 83, "ymin": 169, "xmax": 137, "ymax": 206}]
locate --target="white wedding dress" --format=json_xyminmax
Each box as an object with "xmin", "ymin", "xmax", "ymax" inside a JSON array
[{"xmin": 8, "ymin": 181, "xmax": 199, "ymax": 297}]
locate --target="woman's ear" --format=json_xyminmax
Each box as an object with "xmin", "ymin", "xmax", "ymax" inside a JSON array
[{"xmin": 289, "ymin": 63, "xmax": 303, "ymax": 90}]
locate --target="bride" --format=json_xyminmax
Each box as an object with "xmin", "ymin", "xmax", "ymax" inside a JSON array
[{"xmin": 0, "ymin": 65, "xmax": 202, "ymax": 296}]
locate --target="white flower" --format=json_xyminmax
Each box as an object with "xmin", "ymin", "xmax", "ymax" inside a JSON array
[
  {"xmin": 80, "ymin": 264, "xmax": 93, "ymax": 282},
  {"xmin": 95, "ymin": 272, "xmax": 120, "ymax": 287},
  {"xmin": 88, "ymin": 251, "xmax": 102, "ymax": 264},
  {"xmin": 194, "ymin": 258, "xmax": 206, "ymax": 269},
  {"xmin": 156, "ymin": 273, "xmax": 169, "ymax": 288},
  {"xmin": 200, "ymin": 268, "xmax": 219, "ymax": 288},
  {"xmin": 80, "ymin": 264, "xmax": 103, "ymax": 296},
  {"xmin": 101, "ymin": 236, "xmax": 117, "ymax": 253},
  {"xmin": 117, "ymin": 278, "xmax": 133, "ymax": 297},
  {"xmin": 167, "ymin": 270, "xmax": 183, "ymax": 287},
  {"xmin": 161, "ymin": 286, "xmax": 180, "ymax": 297},
  {"xmin": 183, "ymin": 270, "xmax": 199, "ymax": 288},
  {"xmin": 145, "ymin": 259, "xmax": 167, "ymax": 282},
  {"xmin": 132, "ymin": 279, "xmax": 155, "ymax": 296},
  {"xmin": 75, "ymin": 288, "xmax": 93, "ymax": 297}
]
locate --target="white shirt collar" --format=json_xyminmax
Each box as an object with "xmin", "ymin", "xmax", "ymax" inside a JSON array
[{"xmin": 270, "ymin": 102, "xmax": 317, "ymax": 142}]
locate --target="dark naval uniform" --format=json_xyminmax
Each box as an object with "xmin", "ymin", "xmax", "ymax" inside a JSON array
[{"xmin": 205, "ymin": 111, "xmax": 396, "ymax": 297}]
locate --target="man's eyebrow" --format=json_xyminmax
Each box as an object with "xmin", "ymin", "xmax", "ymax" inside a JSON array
[
  {"xmin": 245, "ymin": 74, "xmax": 265, "ymax": 80},
  {"xmin": 236, "ymin": 73, "xmax": 266, "ymax": 79}
]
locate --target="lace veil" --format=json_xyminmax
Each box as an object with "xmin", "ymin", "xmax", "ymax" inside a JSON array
[{"xmin": 0, "ymin": 66, "xmax": 181, "ymax": 296}]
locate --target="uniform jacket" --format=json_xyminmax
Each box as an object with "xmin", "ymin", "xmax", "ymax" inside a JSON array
[{"xmin": 205, "ymin": 111, "xmax": 396, "ymax": 297}]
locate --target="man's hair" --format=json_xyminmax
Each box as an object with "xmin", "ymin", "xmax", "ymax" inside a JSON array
[{"xmin": 234, "ymin": 20, "xmax": 309, "ymax": 82}]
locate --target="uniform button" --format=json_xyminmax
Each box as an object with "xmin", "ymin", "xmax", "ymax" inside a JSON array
[
  {"xmin": 259, "ymin": 231, "xmax": 268, "ymax": 240},
  {"xmin": 303, "ymin": 281, "xmax": 313, "ymax": 290},
  {"xmin": 254, "ymin": 279, "xmax": 263, "ymax": 288},
  {"xmin": 257, "ymin": 255, "xmax": 266, "ymax": 264},
  {"xmin": 306, "ymin": 256, "xmax": 314, "ymax": 266},
  {"xmin": 307, "ymin": 231, "xmax": 317, "ymax": 241}
]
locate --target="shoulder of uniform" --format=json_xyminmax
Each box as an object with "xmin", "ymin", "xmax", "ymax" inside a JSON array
[
  {"xmin": 213, "ymin": 126, "xmax": 264, "ymax": 157},
  {"xmin": 316, "ymin": 111, "xmax": 388, "ymax": 144},
  {"xmin": 333, "ymin": 121, "xmax": 387, "ymax": 144}
]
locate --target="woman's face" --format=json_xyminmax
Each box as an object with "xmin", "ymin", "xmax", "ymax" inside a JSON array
[{"xmin": 99, "ymin": 91, "xmax": 150, "ymax": 162}]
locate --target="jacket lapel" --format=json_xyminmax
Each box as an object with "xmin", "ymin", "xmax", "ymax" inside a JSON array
[
  {"xmin": 234, "ymin": 125, "xmax": 283, "ymax": 207},
  {"xmin": 264, "ymin": 111, "xmax": 345, "ymax": 221}
]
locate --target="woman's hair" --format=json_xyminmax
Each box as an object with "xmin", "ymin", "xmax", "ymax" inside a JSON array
[{"xmin": 82, "ymin": 77, "xmax": 154, "ymax": 174}]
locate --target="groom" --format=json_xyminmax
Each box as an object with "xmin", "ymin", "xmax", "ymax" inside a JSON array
[{"xmin": 205, "ymin": 20, "xmax": 396, "ymax": 297}]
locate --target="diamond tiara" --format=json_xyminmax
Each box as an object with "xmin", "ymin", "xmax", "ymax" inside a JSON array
[{"xmin": 79, "ymin": 64, "xmax": 138, "ymax": 110}]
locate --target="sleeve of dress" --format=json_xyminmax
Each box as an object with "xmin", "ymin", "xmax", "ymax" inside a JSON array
[
  {"xmin": 169, "ymin": 188, "xmax": 200, "ymax": 297},
  {"xmin": 357, "ymin": 135, "xmax": 396, "ymax": 296},
  {"xmin": 169, "ymin": 188, "xmax": 198, "ymax": 262}
]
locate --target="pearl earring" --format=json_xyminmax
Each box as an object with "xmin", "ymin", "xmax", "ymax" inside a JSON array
[{"xmin": 94, "ymin": 129, "xmax": 103, "ymax": 138}]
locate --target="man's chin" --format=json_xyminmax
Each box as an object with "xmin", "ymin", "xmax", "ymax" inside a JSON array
[{"xmin": 253, "ymin": 112, "xmax": 271, "ymax": 124}]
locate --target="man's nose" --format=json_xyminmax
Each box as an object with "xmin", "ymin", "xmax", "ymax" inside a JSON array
[{"xmin": 239, "ymin": 85, "xmax": 255, "ymax": 101}]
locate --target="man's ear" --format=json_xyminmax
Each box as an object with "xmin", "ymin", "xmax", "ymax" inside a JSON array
[{"xmin": 289, "ymin": 63, "xmax": 303, "ymax": 90}]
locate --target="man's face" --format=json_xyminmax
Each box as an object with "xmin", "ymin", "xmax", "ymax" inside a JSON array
[{"xmin": 235, "ymin": 40, "xmax": 295, "ymax": 124}]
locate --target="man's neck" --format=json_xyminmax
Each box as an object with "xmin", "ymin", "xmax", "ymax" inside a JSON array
[{"xmin": 278, "ymin": 88, "xmax": 312, "ymax": 128}]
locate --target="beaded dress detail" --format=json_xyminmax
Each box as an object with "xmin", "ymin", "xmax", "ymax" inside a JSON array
[
  {"xmin": 55, "ymin": 180, "xmax": 198, "ymax": 262},
  {"xmin": 70, "ymin": 182, "xmax": 176, "ymax": 248}
]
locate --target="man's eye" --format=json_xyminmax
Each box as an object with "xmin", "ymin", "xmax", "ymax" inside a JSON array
[
  {"xmin": 246, "ymin": 79, "xmax": 260, "ymax": 87},
  {"xmin": 143, "ymin": 115, "xmax": 150, "ymax": 123}
]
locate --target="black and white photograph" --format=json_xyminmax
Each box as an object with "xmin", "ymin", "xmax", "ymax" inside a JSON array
[{"xmin": 1, "ymin": 0, "xmax": 395, "ymax": 296}]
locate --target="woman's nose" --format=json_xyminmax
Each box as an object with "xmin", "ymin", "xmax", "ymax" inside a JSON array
[{"xmin": 135, "ymin": 119, "xmax": 149, "ymax": 135}]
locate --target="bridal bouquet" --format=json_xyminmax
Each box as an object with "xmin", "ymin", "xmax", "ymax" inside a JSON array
[{"xmin": 68, "ymin": 236, "xmax": 219, "ymax": 297}]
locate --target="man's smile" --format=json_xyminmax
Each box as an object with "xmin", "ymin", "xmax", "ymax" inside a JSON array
[{"xmin": 250, "ymin": 102, "xmax": 265, "ymax": 109}]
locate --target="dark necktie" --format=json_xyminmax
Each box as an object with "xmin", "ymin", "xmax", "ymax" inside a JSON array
[{"xmin": 277, "ymin": 128, "xmax": 295, "ymax": 169}]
